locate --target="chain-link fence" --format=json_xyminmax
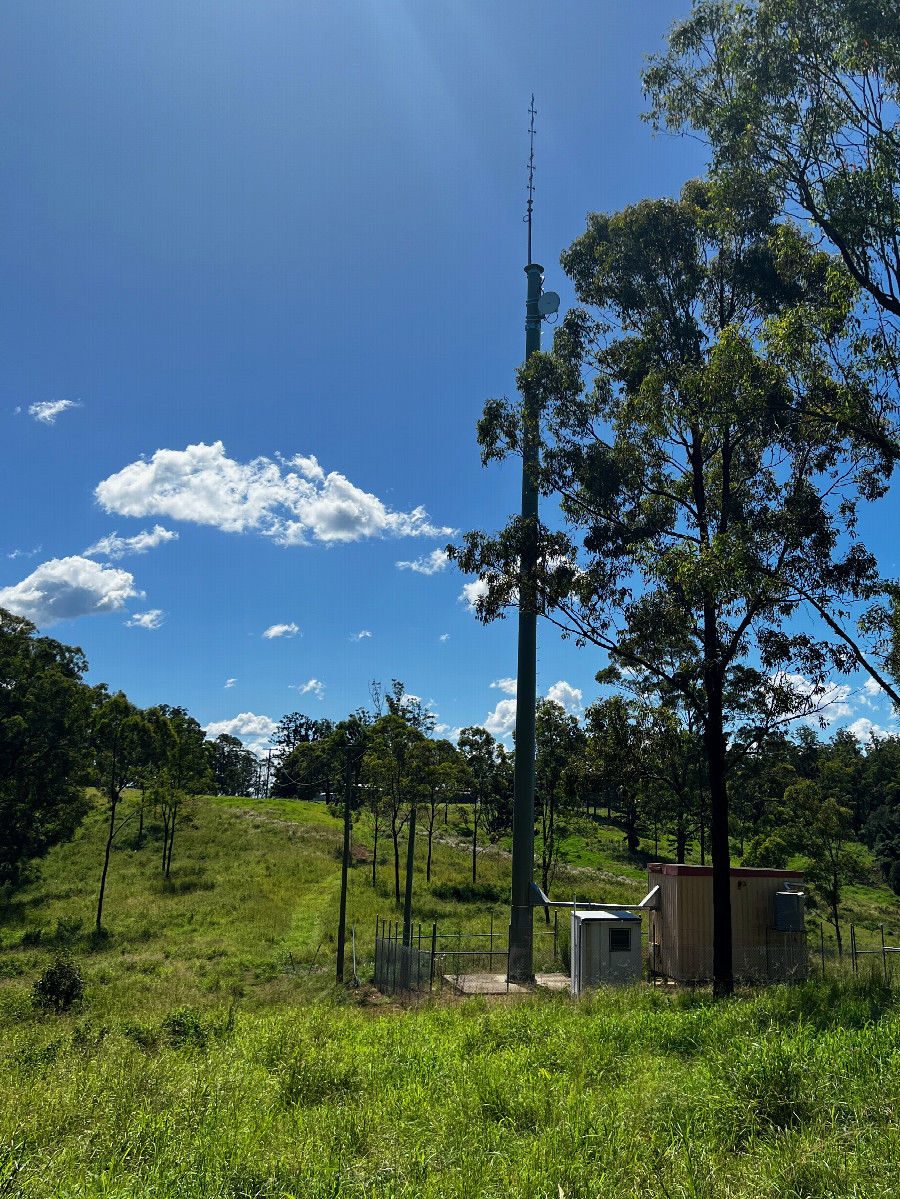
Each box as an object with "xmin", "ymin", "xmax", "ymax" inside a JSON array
[{"xmin": 373, "ymin": 914, "xmax": 560, "ymax": 998}]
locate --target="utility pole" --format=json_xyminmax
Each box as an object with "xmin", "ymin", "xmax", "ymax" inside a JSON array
[
  {"xmin": 508, "ymin": 96, "xmax": 546, "ymax": 984},
  {"xmin": 336, "ymin": 750, "xmax": 353, "ymax": 983}
]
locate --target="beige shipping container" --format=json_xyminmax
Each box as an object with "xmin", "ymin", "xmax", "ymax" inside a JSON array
[{"xmin": 647, "ymin": 864, "xmax": 808, "ymax": 984}]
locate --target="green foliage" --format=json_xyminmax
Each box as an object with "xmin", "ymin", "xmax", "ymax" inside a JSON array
[
  {"xmin": 430, "ymin": 881, "xmax": 503, "ymax": 904},
  {"xmin": 0, "ymin": 608, "xmax": 93, "ymax": 887},
  {"xmin": 31, "ymin": 952, "xmax": 84, "ymax": 1014},
  {"xmin": 643, "ymin": 0, "xmax": 900, "ymax": 322}
]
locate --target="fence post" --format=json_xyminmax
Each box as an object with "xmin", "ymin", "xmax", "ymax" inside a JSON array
[
  {"xmin": 851, "ymin": 923, "xmax": 858, "ymax": 975},
  {"xmin": 430, "ymin": 922, "xmax": 437, "ymax": 990},
  {"xmin": 820, "ymin": 920, "xmax": 825, "ymax": 975},
  {"xmin": 882, "ymin": 924, "xmax": 888, "ymax": 982},
  {"xmin": 490, "ymin": 912, "xmax": 494, "ymax": 971},
  {"xmin": 554, "ymin": 909, "xmax": 558, "ymax": 962}
]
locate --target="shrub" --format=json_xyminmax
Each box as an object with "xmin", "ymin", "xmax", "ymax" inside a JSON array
[
  {"xmin": 31, "ymin": 953, "xmax": 84, "ymax": 1014},
  {"xmin": 54, "ymin": 916, "xmax": 83, "ymax": 946},
  {"xmin": 431, "ymin": 881, "xmax": 503, "ymax": 904},
  {"xmin": 160, "ymin": 1006, "xmax": 208, "ymax": 1048}
]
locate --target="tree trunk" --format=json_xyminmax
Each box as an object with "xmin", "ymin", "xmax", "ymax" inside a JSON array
[
  {"xmin": 705, "ymin": 666, "xmax": 733, "ymax": 998},
  {"xmin": 165, "ymin": 805, "xmax": 177, "ymax": 877},
  {"xmin": 675, "ymin": 815, "xmax": 688, "ymax": 865},
  {"xmin": 471, "ymin": 797, "xmax": 478, "ymax": 885},
  {"xmin": 625, "ymin": 800, "xmax": 639, "ymax": 855},
  {"xmin": 392, "ymin": 819, "xmax": 401, "ymax": 904},
  {"xmin": 96, "ymin": 792, "xmax": 118, "ymax": 929},
  {"xmin": 426, "ymin": 810, "xmax": 435, "ymax": 883}
]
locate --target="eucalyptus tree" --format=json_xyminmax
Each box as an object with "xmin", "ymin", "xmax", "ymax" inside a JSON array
[
  {"xmin": 452, "ymin": 180, "xmax": 896, "ymax": 993},
  {"xmin": 211, "ymin": 733, "xmax": 258, "ymax": 798},
  {"xmin": 363, "ymin": 713, "xmax": 426, "ymax": 903},
  {"xmin": 457, "ymin": 726, "xmax": 502, "ymax": 885},
  {"xmin": 644, "ymin": 0, "xmax": 900, "ymax": 698},
  {"xmin": 415, "ymin": 737, "xmax": 467, "ymax": 883},
  {"xmin": 534, "ymin": 699, "xmax": 585, "ymax": 912},
  {"xmin": 145, "ymin": 705, "xmax": 211, "ymax": 879},
  {"xmin": 0, "ymin": 609, "xmax": 93, "ymax": 888},
  {"xmin": 92, "ymin": 691, "xmax": 149, "ymax": 928},
  {"xmin": 644, "ymin": 0, "xmax": 900, "ymax": 321}
]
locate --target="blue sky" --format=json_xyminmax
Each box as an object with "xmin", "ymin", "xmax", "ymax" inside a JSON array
[{"xmin": 2, "ymin": 0, "xmax": 897, "ymax": 753}]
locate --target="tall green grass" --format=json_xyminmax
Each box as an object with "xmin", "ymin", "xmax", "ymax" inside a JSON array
[{"xmin": 1, "ymin": 977, "xmax": 899, "ymax": 1197}]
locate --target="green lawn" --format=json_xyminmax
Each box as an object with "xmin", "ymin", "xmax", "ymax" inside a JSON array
[{"xmin": 3, "ymin": 795, "xmax": 900, "ymax": 1196}]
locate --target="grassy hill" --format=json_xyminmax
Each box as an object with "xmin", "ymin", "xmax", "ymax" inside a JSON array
[{"xmin": 2, "ymin": 795, "xmax": 900, "ymax": 1196}]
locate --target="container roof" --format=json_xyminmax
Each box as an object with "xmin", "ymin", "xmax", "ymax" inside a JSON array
[
  {"xmin": 647, "ymin": 864, "xmax": 804, "ymax": 879},
  {"xmin": 574, "ymin": 909, "xmax": 641, "ymax": 921}
]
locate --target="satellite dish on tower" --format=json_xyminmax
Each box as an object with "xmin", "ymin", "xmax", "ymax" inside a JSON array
[{"xmin": 537, "ymin": 291, "xmax": 560, "ymax": 318}]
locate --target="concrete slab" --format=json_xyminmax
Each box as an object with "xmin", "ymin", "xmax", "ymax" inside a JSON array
[
  {"xmin": 443, "ymin": 971, "xmax": 570, "ymax": 995},
  {"xmin": 443, "ymin": 973, "xmax": 529, "ymax": 994},
  {"xmin": 535, "ymin": 972, "xmax": 570, "ymax": 991}
]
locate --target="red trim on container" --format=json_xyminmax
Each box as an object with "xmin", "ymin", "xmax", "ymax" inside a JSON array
[{"xmin": 647, "ymin": 863, "xmax": 804, "ymax": 879}]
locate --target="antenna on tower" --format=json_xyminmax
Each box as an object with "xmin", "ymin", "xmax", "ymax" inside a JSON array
[{"xmin": 524, "ymin": 94, "xmax": 536, "ymax": 266}]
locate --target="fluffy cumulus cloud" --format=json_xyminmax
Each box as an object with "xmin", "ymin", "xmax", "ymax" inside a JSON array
[
  {"xmin": 298, "ymin": 678, "xmax": 325, "ymax": 699},
  {"xmin": 350, "ymin": 630, "xmax": 372, "ymax": 642},
  {"xmin": 846, "ymin": 717, "xmax": 896, "ymax": 743},
  {"xmin": 125, "ymin": 609, "xmax": 164, "ymax": 629},
  {"xmin": 204, "ymin": 711, "xmax": 277, "ymax": 756},
  {"xmin": 28, "ymin": 400, "xmax": 80, "ymax": 425},
  {"xmin": 84, "ymin": 525, "xmax": 178, "ymax": 560},
  {"xmin": 491, "ymin": 677, "xmax": 518, "ymax": 696},
  {"xmin": 396, "ymin": 548, "xmax": 448, "ymax": 575},
  {"xmin": 546, "ymin": 680, "xmax": 583, "ymax": 714},
  {"xmin": 262, "ymin": 622, "xmax": 300, "ymax": 639},
  {"xmin": 0, "ymin": 556, "xmax": 140, "ymax": 626},
  {"xmin": 859, "ymin": 677, "xmax": 888, "ymax": 709},
  {"xmin": 484, "ymin": 678, "xmax": 583, "ymax": 737},
  {"xmin": 95, "ymin": 442, "xmax": 454, "ymax": 546},
  {"xmin": 224, "ymin": 678, "xmax": 237, "ymax": 688},
  {"xmin": 775, "ymin": 673, "xmax": 853, "ymax": 725},
  {"xmin": 485, "ymin": 698, "xmax": 517, "ymax": 738},
  {"xmin": 460, "ymin": 578, "xmax": 489, "ymax": 610},
  {"xmin": 439, "ymin": 633, "xmax": 450, "ymax": 642}
]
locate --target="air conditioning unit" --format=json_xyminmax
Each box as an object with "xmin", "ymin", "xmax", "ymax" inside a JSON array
[{"xmin": 570, "ymin": 910, "xmax": 642, "ymax": 994}]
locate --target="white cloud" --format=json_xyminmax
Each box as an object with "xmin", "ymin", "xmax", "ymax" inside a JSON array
[
  {"xmin": 224, "ymin": 678, "xmax": 237, "ymax": 688},
  {"xmin": 773, "ymin": 673, "xmax": 853, "ymax": 726},
  {"xmin": 485, "ymin": 697, "xmax": 517, "ymax": 738},
  {"xmin": 439, "ymin": 633, "xmax": 450, "ymax": 642},
  {"xmin": 5, "ymin": 546, "xmax": 41, "ymax": 560},
  {"xmin": 125, "ymin": 609, "xmax": 164, "ymax": 629},
  {"xmin": 460, "ymin": 578, "xmax": 489, "ymax": 610},
  {"xmin": 859, "ymin": 676, "xmax": 887, "ymax": 709},
  {"xmin": 204, "ymin": 711, "xmax": 277, "ymax": 757},
  {"xmin": 396, "ymin": 548, "xmax": 448, "ymax": 575},
  {"xmin": 491, "ymin": 677, "xmax": 518, "ymax": 696},
  {"xmin": 350, "ymin": 630, "xmax": 372, "ymax": 641},
  {"xmin": 84, "ymin": 525, "xmax": 178, "ymax": 560},
  {"xmin": 298, "ymin": 678, "xmax": 325, "ymax": 700},
  {"xmin": 262, "ymin": 622, "xmax": 300, "ymax": 639},
  {"xmin": 546, "ymin": 680, "xmax": 583, "ymax": 714},
  {"xmin": 0, "ymin": 556, "xmax": 140, "ymax": 626},
  {"xmin": 846, "ymin": 717, "xmax": 896, "ymax": 744},
  {"xmin": 28, "ymin": 399, "xmax": 80, "ymax": 425},
  {"xmin": 95, "ymin": 442, "xmax": 454, "ymax": 546}
]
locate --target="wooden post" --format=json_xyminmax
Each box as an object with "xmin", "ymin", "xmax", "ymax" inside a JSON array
[
  {"xmin": 820, "ymin": 920, "xmax": 825, "ymax": 975},
  {"xmin": 882, "ymin": 925, "xmax": 888, "ymax": 982}
]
